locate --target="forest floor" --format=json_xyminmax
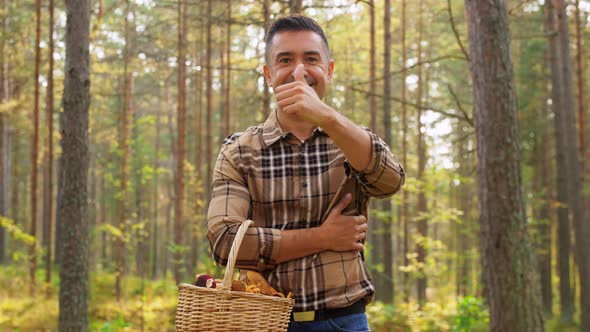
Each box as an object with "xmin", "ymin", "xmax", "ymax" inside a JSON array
[{"xmin": 0, "ymin": 265, "xmax": 581, "ymax": 332}]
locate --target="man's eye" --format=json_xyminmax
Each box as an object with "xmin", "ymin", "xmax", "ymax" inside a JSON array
[
  {"xmin": 307, "ymin": 57, "xmax": 319, "ymax": 63},
  {"xmin": 279, "ymin": 58, "xmax": 291, "ymax": 64}
]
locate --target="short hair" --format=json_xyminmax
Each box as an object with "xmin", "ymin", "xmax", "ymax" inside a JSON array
[{"xmin": 265, "ymin": 14, "xmax": 331, "ymax": 65}]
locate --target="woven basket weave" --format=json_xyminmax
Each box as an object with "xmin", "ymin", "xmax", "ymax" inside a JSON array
[{"xmin": 176, "ymin": 219, "xmax": 295, "ymax": 331}]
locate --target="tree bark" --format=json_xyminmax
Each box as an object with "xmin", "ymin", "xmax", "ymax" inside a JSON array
[
  {"xmin": 289, "ymin": 0, "xmax": 302, "ymax": 13},
  {"xmin": 262, "ymin": 0, "xmax": 271, "ymax": 119},
  {"xmin": 367, "ymin": 0, "xmax": 383, "ymax": 302},
  {"xmin": 43, "ymin": 0, "xmax": 55, "ymax": 285},
  {"xmin": 0, "ymin": 0, "xmax": 8, "ymax": 265},
  {"xmin": 191, "ymin": 18, "xmax": 205, "ymax": 278},
  {"xmin": 116, "ymin": 0, "xmax": 133, "ymax": 300},
  {"xmin": 464, "ymin": 0, "xmax": 545, "ymax": 330},
  {"xmin": 206, "ymin": 0, "xmax": 213, "ymax": 202},
  {"xmin": 534, "ymin": 125, "xmax": 553, "ymax": 317},
  {"xmin": 174, "ymin": 0, "xmax": 188, "ymax": 285},
  {"xmin": 400, "ymin": 0, "xmax": 410, "ymax": 303},
  {"xmin": 58, "ymin": 0, "xmax": 90, "ymax": 330},
  {"xmin": 225, "ymin": 0, "xmax": 231, "ymax": 137},
  {"xmin": 543, "ymin": 0, "xmax": 573, "ymax": 322},
  {"xmin": 574, "ymin": 0, "xmax": 585, "ymax": 178},
  {"xmin": 152, "ymin": 96, "xmax": 161, "ymax": 280},
  {"xmin": 380, "ymin": 0, "xmax": 394, "ymax": 305},
  {"xmin": 415, "ymin": 0, "xmax": 428, "ymax": 308},
  {"xmin": 553, "ymin": 1, "xmax": 590, "ymax": 329},
  {"xmin": 31, "ymin": 0, "xmax": 41, "ymax": 291}
]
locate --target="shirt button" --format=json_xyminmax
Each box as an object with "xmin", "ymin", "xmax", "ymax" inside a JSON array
[{"xmin": 302, "ymin": 182, "xmax": 308, "ymax": 188}]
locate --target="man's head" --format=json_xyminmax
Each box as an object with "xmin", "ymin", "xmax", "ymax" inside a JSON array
[
  {"xmin": 264, "ymin": 15, "xmax": 334, "ymax": 100},
  {"xmin": 265, "ymin": 15, "xmax": 331, "ymax": 65}
]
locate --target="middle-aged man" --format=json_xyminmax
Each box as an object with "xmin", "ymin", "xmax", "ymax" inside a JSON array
[{"xmin": 207, "ymin": 14, "xmax": 405, "ymax": 331}]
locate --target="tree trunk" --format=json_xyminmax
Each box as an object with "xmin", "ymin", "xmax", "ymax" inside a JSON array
[
  {"xmin": 289, "ymin": 0, "xmax": 302, "ymax": 13},
  {"xmin": 262, "ymin": 0, "xmax": 271, "ymax": 119},
  {"xmin": 369, "ymin": 0, "xmax": 376, "ymax": 134},
  {"xmin": 0, "ymin": 103, "xmax": 6, "ymax": 266},
  {"xmin": 206, "ymin": 0, "xmax": 213, "ymax": 202},
  {"xmin": 574, "ymin": 0, "xmax": 585, "ymax": 178},
  {"xmin": 415, "ymin": 0, "xmax": 428, "ymax": 308},
  {"xmin": 43, "ymin": 0, "xmax": 55, "ymax": 285},
  {"xmin": 174, "ymin": 0, "xmax": 188, "ymax": 285},
  {"xmin": 225, "ymin": 0, "xmax": 231, "ymax": 137},
  {"xmin": 99, "ymin": 172, "xmax": 107, "ymax": 268},
  {"xmin": 164, "ymin": 84, "xmax": 175, "ymax": 279},
  {"xmin": 152, "ymin": 97, "xmax": 161, "ymax": 280},
  {"xmin": 58, "ymin": 0, "xmax": 90, "ymax": 330},
  {"xmin": 543, "ymin": 0, "xmax": 573, "ymax": 322},
  {"xmin": 534, "ymin": 125, "xmax": 553, "ymax": 317},
  {"xmin": 380, "ymin": 0, "xmax": 394, "ymax": 305},
  {"xmin": 367, "ymin": 0, "xmax": 383, "ymax": 302},
  {"xmin": 11, "ymin": 128, "xmax": 20, "ymax": 256},
  {"xmin": 0, "ymin": 0, "xmax": 8, "ymax": 265},
  {"xmin": 30, "ymin": 0, "xmax": 42, "ymax": 291},
  {"xmin": 554, "ymin": 1, "xmax": 590, "ymax": 329},
  {"xmin": 116, "ymin": 0, "xmax": 133, "ymax": 300},
  {"xmin": 191, "ymin": 19, "xmax": 204, "ymax": 277},
  {"xmin": 400, "ymin": 0, "xmax": 410, "ymax": 303},
  {"xmin": 132, "ymin": 110, "xmax": 144, "ymax": 277},
  {"xmin": 464, "ymin": 0, "xmax": 545, "ymax": 330},
  {"xmin": 219, "ymin": 49, "xmax": 226, "ymax": 143}
]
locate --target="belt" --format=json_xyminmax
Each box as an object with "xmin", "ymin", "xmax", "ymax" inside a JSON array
[{"xmin": 290, "ymin": 300, "xmax": 366, "ymax": 322}]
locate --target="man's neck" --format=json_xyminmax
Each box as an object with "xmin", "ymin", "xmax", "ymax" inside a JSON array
[{"xmin": 276, "ymin": 109, "xmax": 316, "ymax": 142}]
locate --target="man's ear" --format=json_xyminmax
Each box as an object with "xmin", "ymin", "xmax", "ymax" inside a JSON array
[
  {"xmin": 263, "ymin": 65, "xmax": 273, "ymax": 87},
  {"xmin": 327, "ymin": 59, "xmax": 335, "ymax": 83}
]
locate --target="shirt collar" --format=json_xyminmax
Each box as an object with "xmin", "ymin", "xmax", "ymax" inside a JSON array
[{"xmin": 262, "ymin": 109, "xmax": 327, "ymax": 148}]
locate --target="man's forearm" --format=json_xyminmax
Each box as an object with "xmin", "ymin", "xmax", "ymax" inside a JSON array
[
  {"xmin": 276, "ymin": 228, "xmax": 326, "ymax": 263},
  {"xmin": 320, "ymin": 107, "xmax": 372, "ymax": 171}
]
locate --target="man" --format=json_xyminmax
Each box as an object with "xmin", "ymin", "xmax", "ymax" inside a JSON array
[{"xmin": 207, "ymin": 14, "xmax": 404, "ymax": 331}]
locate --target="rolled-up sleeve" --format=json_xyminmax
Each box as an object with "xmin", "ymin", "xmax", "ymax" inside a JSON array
[
  {"xmin": 206, "ymin": 144, "xmax": 282, "ymax": 272},
  {"xmin": 347, "ymin": 126, "xmax": 405, "ymax": 198}
]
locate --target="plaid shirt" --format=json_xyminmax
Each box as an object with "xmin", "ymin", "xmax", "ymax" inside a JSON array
[{"xmin": 206, "ymin": 110, "xmax": 404, "ymax": 312}]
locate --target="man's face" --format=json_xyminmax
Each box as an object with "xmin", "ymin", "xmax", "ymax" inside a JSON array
[{"xmin": 263, "ymin": 30, "xmax": 334, "ymax": 100}]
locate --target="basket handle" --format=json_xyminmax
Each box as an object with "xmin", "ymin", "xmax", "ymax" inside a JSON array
[{"xmin": 222, "ymin": 219, "xmax": 254, "ymax": 291}]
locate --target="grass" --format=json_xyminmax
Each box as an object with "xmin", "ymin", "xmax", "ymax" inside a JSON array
[
  {"xmin": 0, "ymin": 266, "xmax": 582, "ymax": 331},
  {"xmin": 1, "ymin": 266, "xmax": 177, "ymax": 331}
]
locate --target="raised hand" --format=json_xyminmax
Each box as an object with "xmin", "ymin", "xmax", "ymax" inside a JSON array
[{"xmin": 274, "ymin": 64, "xmax": 333, "ymax": 126}]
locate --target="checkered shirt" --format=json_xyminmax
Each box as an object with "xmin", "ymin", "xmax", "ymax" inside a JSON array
[{"xmin": 206, "ymin": 110, "xmax": 404, "ymax": 312}]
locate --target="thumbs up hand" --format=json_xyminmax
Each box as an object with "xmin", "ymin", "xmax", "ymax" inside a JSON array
[
  {"xmin": 293, "ymin": 63, "xmax": 306, "ymax": 83},
  {"xmin": 274, "ymin": 64, "xmax": 333, "ymax": 127}
]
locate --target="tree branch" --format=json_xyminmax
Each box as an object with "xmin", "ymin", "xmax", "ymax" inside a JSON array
[
  {"xmin": 447, "ymin": 84, "xmax": 474, "ymax": 126},
  {"xmin": 447, "ymin": 0, "xmax": 470, "ymax": 62},
  {"xmin": 351, "ymin": 86, "xmax": 474, "ymax": 126}
]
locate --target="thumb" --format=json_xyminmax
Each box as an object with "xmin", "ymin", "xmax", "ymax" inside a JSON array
[
  {"xmin": 294, "ymin": 64, "xmax": 305, "ymax": 83},
  {"xmin": 331, "ymin": 193, "xmax": 352, "ymax": 215}
]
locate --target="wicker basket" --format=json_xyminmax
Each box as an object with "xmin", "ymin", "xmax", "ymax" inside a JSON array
[{"xmin": 176, "ymin": 219, "xmax": 295, "ymax": 331}]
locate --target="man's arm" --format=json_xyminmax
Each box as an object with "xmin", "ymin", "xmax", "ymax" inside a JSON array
[
  {"xmin": 275, "ymin": 64, "xmax": 405, "ymax": 198},
  {"xmin": 207, "ymin": 144, "xmax": 368, "ymax": 271}
]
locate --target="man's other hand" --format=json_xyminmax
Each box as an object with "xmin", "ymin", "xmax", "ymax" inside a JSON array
[{"xmin": 318, "ymin": 193, "xmax": 368, "ymax": 252}]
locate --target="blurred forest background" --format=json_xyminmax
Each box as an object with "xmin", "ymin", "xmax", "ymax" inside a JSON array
[{"xmin": 0, "ymin": 0, "xmax": 589, "ymax": 331}]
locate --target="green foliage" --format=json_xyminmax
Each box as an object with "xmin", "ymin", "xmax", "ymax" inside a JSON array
[
  {"xmin": 450, "ymin": 296, "xmax": 489, "ymax": 332},
  {"xmin": 0, "ymin": 216, "xmax": 34, "ymax": 246},
  {"xmin": 0, "ymin": 267, "xmax": 177, "ymax": 331},
  {"xmin": 91, "ymin": 315, "xmax": 132, "ymax": 332},
  {"xmin": 365, "ymin": 296, "xmax": 491, "ymax": 332}
]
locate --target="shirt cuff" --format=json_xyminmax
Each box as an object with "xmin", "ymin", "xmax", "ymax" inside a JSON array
[{"xmin": 256, "ymin": 227, "xmax": 282, "ymax": 271}]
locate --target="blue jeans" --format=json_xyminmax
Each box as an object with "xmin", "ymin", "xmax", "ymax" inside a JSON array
[{"xmin": 287, "ymin": 313, "xmax": 371, "ymax": 332}]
